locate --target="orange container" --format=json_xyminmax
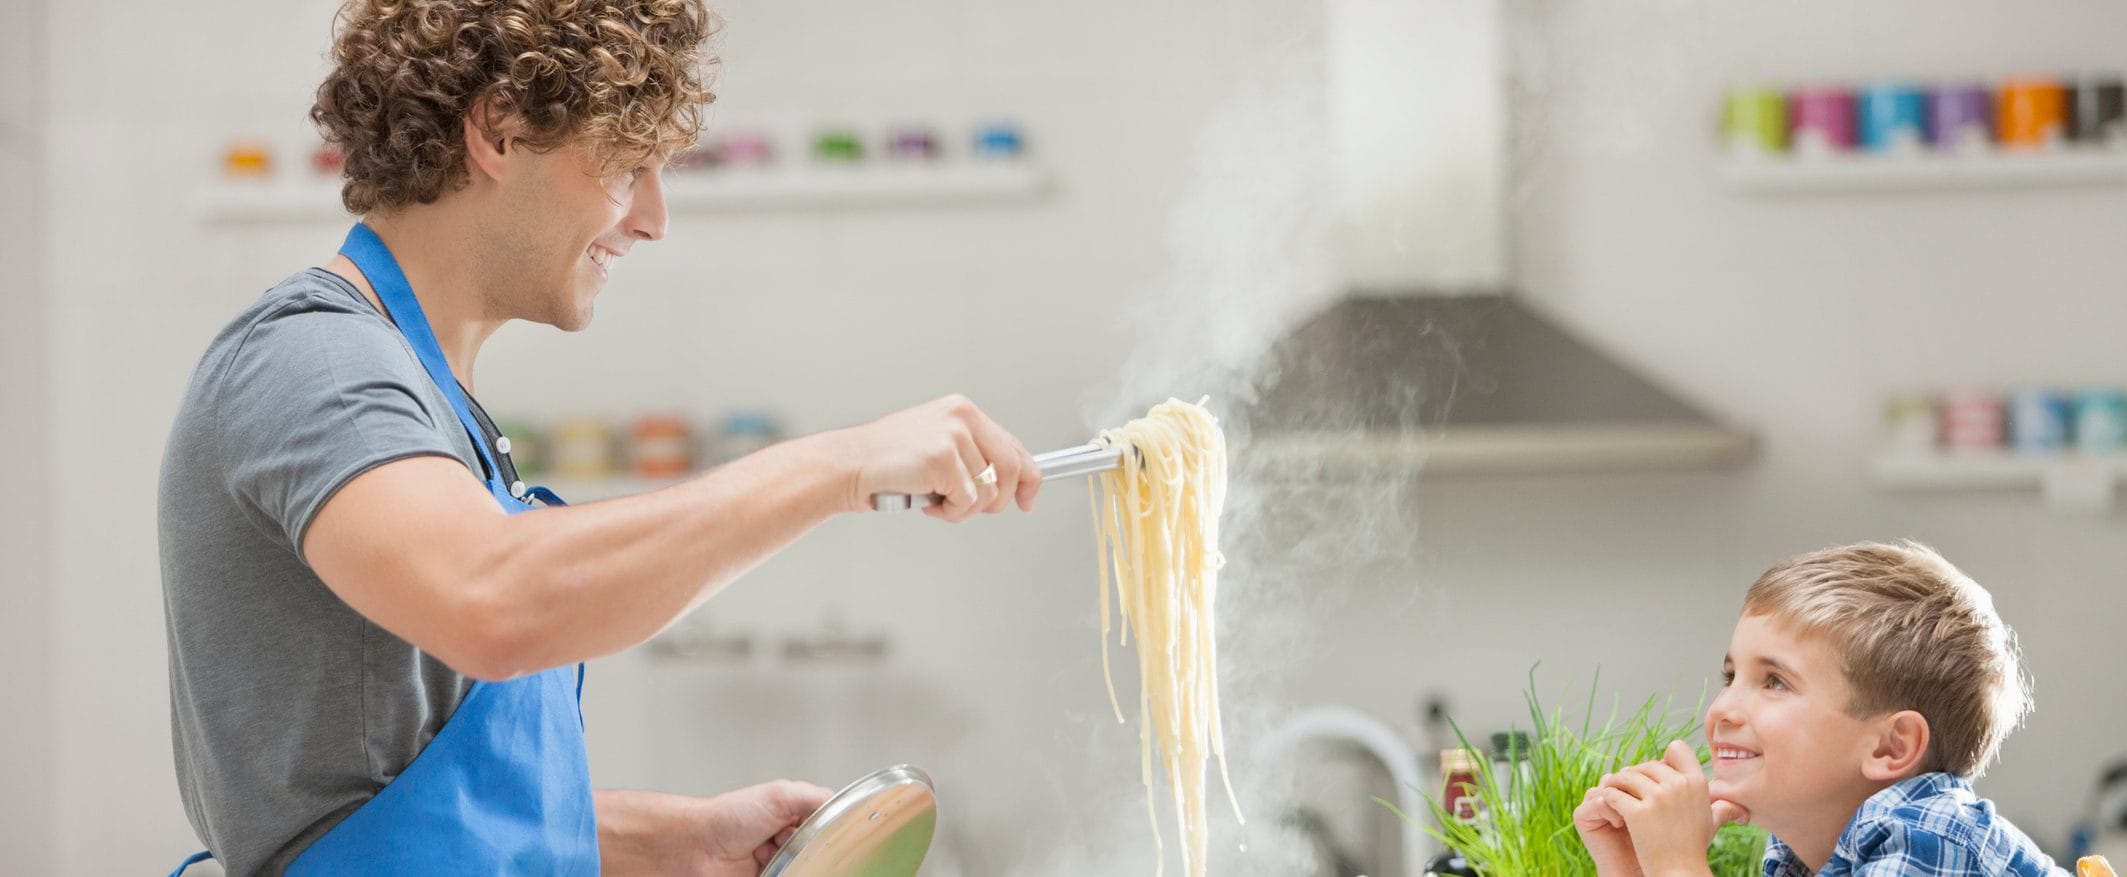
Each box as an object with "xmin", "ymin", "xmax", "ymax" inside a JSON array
[
  {"xmin": 629, "ymin": 415, "xmax": 694, "ymax": 478},
  {"xmin": 1999, "ymin": 78, "xmax": 2067, "ymax": 150}
]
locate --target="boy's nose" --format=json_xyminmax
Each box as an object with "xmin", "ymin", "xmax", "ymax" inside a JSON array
[{"xmin": 1706, "ymin": 690, "xmax": 1743, "ymax": 727}]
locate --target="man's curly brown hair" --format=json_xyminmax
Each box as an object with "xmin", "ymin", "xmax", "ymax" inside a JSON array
[{"xmin": 311, "ymin": 0, "xmax": 716, "ymax": 215}]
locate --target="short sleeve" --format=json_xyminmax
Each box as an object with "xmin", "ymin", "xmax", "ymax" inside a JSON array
[{"xmin": 214, "ymin": 308, "xmax": 467, "ymax": 553}]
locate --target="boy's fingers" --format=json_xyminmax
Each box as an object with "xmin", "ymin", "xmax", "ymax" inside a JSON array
[
  {"xmin": 1712, "ymin": 799, "xmax": 1751, "ymax": 827},
  {"xmin": 1664, "ymin": 740, "xmax": 1701, "ymax": 774},
  {"xmin": 1602, "ymin": 787, "xmax": 1642, "ymax": 819},
  {"xmin": 1578, "ymin": 787, "xmax": 1627, "ymax": 830},
  {"xmin": 1604, "ymin": 768, "xmax": 1662, "ymax": 800}
]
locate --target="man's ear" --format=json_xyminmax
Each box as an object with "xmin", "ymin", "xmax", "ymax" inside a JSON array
[
  {"xmin": 463, "ymin": 99, "xmax": 516, "ymax": 183},
  {"xmin": 1861, "ymin": 709, "xmax": 1931, "ymax": 781}
]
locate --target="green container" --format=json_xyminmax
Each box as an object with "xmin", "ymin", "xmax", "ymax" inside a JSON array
[
  {"xmin": 813, "ymin": 130, "xmax": 864, "ymax": 162},
  {"xmin": 1722, "ymin": 86, "xmax": 1788, "ymax": 155}
]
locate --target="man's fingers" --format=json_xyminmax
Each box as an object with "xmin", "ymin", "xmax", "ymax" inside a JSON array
[
  {"xmin": 922, "ymin": 432, "xmax": 985, "ymax": 521},
  {"xmin": 1014, "ymin": 443, "xmax": 1041, "ymax": 511}
]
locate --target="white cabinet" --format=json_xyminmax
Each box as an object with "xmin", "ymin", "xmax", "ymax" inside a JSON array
[{"xmin": 1326, "ymin": 0, "xmax": 1509, "ymax": 291}]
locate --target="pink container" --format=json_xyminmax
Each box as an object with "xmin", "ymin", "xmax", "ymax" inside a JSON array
[
  {"xmin": 1789, "ymin": 88, "xmax": 1857, "ymax": 158},
  {"xmin": 1939, "ymin": 389, "xmax": 2006, "ymax": 453}
]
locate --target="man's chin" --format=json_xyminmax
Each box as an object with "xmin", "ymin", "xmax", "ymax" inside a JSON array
[{"xmin": 547, "ymin": 303, "xmax": 595, "ymax": 333}]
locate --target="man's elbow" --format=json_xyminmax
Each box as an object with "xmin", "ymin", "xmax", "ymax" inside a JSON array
[{"xmin": 439, "ymin": 582, "xmax": 546, "ymax": 682}]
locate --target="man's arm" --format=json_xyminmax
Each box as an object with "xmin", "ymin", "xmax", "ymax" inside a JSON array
[{"xmin": 302, "ymin": 395, "xmax": 1039, "ymax": 680}]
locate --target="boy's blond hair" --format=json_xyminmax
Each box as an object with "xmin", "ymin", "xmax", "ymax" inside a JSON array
[{"xmin": 1743, "ymin": 541, "xmax": 2032, "ymax": 778}]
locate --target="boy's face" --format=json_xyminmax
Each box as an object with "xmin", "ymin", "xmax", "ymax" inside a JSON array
[{"xmin": 1704, "ymin": 613, "xmax": 1887, "ymax": 836}]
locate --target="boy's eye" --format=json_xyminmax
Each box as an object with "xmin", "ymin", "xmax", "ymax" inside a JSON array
[
  {"xmin": 1720, "ymin": 670, "xmax": 1735, "ymax": 686},
  {"xmin": 1764, "ymin": 674, "xmax": 1788, "ymax": 690}
]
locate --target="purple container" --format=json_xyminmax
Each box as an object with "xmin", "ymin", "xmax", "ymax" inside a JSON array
[
  {"xmin": 1789, "ymin": 87, "xmax": 1857, "ymax": 157},
  {"xmin": 887, "ymin": 127, "xmax": 941, "ymax": 160},
  {"xmin": 1930, "ymin": 85, "xmax": 1994, "ymax": 153}
]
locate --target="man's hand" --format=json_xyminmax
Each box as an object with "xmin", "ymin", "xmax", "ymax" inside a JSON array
[
  {"xmin": 1575, "ymin": 782, "xmax": 1644, "ymax": 877},
  {"xmin": 1597, "ymin": 741, "xmax": 1751, "ymax": 877},
  {"xmin": 831, "ymin": 394, "xmax": 1041, "ymax": 521},
  {"xmin": 597, "ymin": 781, "xmax": 834, "ymax": 876}
]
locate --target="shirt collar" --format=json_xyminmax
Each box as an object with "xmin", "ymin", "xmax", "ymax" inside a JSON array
[{"xmin": 1760, "ymin": 773, "xmax": 1970, "ymax": 876}]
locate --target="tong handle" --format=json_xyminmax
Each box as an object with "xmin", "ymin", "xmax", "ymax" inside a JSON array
[{"xmin": 870, "ymin": 443, "xmax": 1122, "ymax": 512}]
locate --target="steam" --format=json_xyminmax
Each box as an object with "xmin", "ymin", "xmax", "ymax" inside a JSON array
[{"xmin": 1037, "ymin": 10, "xmax": 1444, "ymax": 877}]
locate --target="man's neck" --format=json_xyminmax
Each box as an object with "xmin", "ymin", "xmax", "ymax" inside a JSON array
[{"xmin": 326, "ymin": 207, "xmax": 504, "ymax": 393}]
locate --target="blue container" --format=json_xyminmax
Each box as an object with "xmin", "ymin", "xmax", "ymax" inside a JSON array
[
  {"xmin": 1858, "ymin": 84, "xmax": 1928, "ymax": 153},
  {"xmin": 2074, "ymin": 390, "xmax": 2127, "ymax": 453},
  {"xmin": 2009, "ymin": 389, "xmax": 2074, "ymax": 454},
  {"xmin": 972, "ymin": 122, "xmax": 1025, "ymax": 158}
]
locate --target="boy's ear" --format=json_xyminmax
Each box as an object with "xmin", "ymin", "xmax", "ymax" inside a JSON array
[{"xmin": 1861, "ymin": 709, "xmax": 1931, "ymax": 781}]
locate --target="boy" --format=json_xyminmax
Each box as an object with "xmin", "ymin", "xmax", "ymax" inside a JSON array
[{"xmin": 1574, "ymin": 542, "xmax": 2063, "ymax": 876}]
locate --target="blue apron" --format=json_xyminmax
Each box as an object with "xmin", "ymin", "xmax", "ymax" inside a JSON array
[{"xmin": 171, "ymin": 223, "xmax": 597, "ymax": 876}]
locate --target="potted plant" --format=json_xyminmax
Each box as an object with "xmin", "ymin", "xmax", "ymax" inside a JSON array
[{"xmin": 1382, "ymin": 670, "xmax": 1768, "ymax": 877}]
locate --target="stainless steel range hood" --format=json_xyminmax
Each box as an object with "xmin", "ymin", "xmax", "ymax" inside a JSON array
[{"xmin": 1246, "ymin": 294, "xmax": 1757, "ymax": 475}]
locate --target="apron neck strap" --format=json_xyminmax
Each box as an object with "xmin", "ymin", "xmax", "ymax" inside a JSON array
[{"xmin": 337, "ymin": 223, "xmax": 505, "ymax": 489}]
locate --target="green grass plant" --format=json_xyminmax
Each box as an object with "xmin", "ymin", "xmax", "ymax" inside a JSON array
[{"xmin": 1378, "ymin": 668, "xmax": 1768, "ymax": 877}]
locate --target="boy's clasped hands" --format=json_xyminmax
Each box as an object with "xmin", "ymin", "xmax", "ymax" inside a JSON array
[{"xmin": 1574, "ymin": 740, "xmax": 1751, "ymax": 877}]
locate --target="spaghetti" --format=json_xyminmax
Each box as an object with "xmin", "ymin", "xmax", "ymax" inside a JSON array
[{"xmin": 1090, "ymin": 397, "xmax": 1242, "ymax": 877}]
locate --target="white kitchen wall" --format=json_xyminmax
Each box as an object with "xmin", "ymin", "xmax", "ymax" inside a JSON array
[
  {"xmin": 19, "ymin": 0, "xmax": 2127, "ymax": 874},
  {"xmin": 1, "ymin": 0, "xmax": 55, "ymax": 871}
]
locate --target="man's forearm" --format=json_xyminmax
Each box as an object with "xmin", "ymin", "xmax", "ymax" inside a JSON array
[
  {"xmin": 473, "ymin": 429, "xmax": 857, "ymax": 676},
  {"xmin": 596, "ymin": 788, "xmax": 703, "ymax": 875}
]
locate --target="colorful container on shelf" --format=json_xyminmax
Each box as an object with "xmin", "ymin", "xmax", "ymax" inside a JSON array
[
  {"xmin": 1789, "ymin": 88, "xmax": 1855, "ymax": 157},
  {"xmin": 629, "ymin": 415, "xmax": 695, "ymax": 478},
  {"xmin": 1722, "ymin": 73, "xmax": 2127, "ymax": 160},
  {"xmin": 2074, "ymin": 390, "xmax": 2127, "ymax": 452},
  {"xmin": 1858, "ymin": 84, "xmax": 1928, "ymax": 155},
  {"xmin": 2008, "ymin": 389, "xmax": 2074, "ymax": 454},
  {"xmin": 972, "ymin": 122, "xmax": 1027, "ymax": 159},
  {"xmin": 1999, "ymin": 78, "xmax": 2067, "ymax": 151},
  {"xmin": 1928, "ymin": 85, "xmax": 1993, "ymax": 154},
  {"xmin": 1889, "ymin": 386, "xmax": 2127, "ymax": 457},
  {"xmin": 550, "ymin": 417, "xmax": 617, "ymax": 480},
  {"xmin": 2068, "ymin": 76, "xmax": 2127, "ymax": 146},
  {"xmin": 1722, "ymin": 86, "xmax": 1788, "ymax": 157},
  {"xmin": 1938, "ymin": 389, "xmax": 2006, "ymax": 453}
]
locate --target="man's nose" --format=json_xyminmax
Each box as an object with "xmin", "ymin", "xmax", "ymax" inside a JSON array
[{"xmin": 625, "ymin": 169, "xmax": 667, "ymax": 242}]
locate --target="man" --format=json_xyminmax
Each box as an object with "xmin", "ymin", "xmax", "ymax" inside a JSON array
[{"xmin": 158, "ymin": 0, "xmax": 1042, "ymax": 873}]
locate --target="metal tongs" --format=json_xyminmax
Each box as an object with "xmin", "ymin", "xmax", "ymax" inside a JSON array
[{"xmin": 870, "ymin": 442, "xmax": 1123, "ymax": 512}]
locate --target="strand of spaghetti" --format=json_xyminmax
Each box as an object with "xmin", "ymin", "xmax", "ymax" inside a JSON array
[{"xmin": 1095, "ymin": 481, "xmax": 1127, "ymax": 723}]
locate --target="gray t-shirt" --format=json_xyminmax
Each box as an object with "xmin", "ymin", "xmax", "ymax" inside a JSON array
[{"xmin": 160, "ymin": 268, "xmax": 492, "ymax": 876}]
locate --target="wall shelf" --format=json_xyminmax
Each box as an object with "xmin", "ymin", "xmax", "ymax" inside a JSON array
[
  {"xmin": 1870, "ymin": 451, "xmax": 2127, "ymax": 513},
  {"xmin": 196, "ymin": 162, "xmax": 1051, "ymax": 224},
  {"xmin": 1719, "ymin": 151, "xmax": 2127, "ymax": 194}
]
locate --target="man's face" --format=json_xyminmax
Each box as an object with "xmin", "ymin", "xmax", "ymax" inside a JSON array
[
  {"xmin": 480, "ymin": 139, "xmax": 667, "ymax": 331},
  {"xmin": 1704, "ymin": 613, "xmax": 1885, "ymax": 836}
]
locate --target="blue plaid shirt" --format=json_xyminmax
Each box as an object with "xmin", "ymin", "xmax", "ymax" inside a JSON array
[{"xmin": 1762, "ymin": 772, "xmax": 2062, "ymax": 876}]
